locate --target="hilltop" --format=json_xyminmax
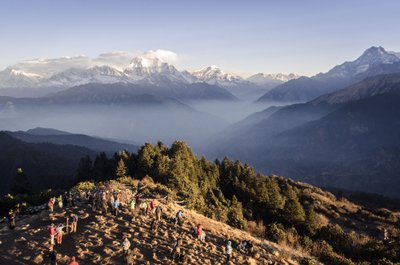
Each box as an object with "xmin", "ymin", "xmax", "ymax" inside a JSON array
[
  {"xmin": 1, "ymin": 141, "xmax": 399, "ymax": 265},
  {"xmin": 0, "ymin": 180, "xmax": 306, "ymax": 265}
]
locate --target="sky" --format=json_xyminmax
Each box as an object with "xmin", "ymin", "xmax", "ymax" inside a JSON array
[{"xmin": 0, "ymin": 0, "xmax": 399, "ymax": 76}]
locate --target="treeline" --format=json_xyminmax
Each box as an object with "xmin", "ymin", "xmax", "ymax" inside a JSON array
[{"xmin": 73, "ymin": 141, "xmax": 400, "ymax": 264}]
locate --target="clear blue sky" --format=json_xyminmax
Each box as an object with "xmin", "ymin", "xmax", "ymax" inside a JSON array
[{"xmin": 0, "ymin": 0, "xmax": 399, "ymax": 76}]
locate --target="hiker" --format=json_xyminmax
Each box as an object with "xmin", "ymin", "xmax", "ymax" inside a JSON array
[
  {"xmin": 125, "ymin": 249, "xmax": 134, "ymax": 265},
  {"xmin": 70, "ymin": 213, "xmax": 78, "ymax": 233},
  {"xmin": 48, "ymin": 246, "xmax": 58, "ymax": 265},
  {"xmin": 139, "ymin": 201, "xmax": 148, "ymax": 216},
  {"xmin": 91, "ymin": 193, "xmax": 97, "ymax": 212},
  {"xmin": 114, "ymin": 197, "xmax": 120, "ymax": 216},
  {"xmin": 135, "ymin": 193, "xmax": 140, "ymax": 209},
  {"xmin": 8, "ymin": 209, "xmax": 15, "ymax": 230},
  {"xmin": 129, "ymin": 198, "xmax": 136, "ymax": 215},
  {"xmin": 57, "ymin": 195, "xmax": 63, "ymax": 209},
  {"xmin": 171, "ymin": 238, "xmax": 183, "ymax": 261},
  {"xmin": 67, "ymin": 192, "xmax": 74, "ymax": 207},
  {"xmin": 48, "ymin": 198, "xmax": 54, "ymax": 212},
  {"xmin": 56, "ymin": 224, "xmax": 65, "ymax": 245},
  {"xmin": 239, "ymin": 240, "xmax": 253, "ymax": 254},
  {"xmin": 122, "ymin": 237, "xmax": 131, "ymax": 254},
  {"xmin": 225, "ymin": 240, "xmax": 233, "ymax": 264},
  {"xmin": 68, "ymin": 256, "xmax": 79, "ymax": 265},
  {"xmin": 175, "ymin": 210, "xmax": 184, "ymax": 226},
  {"xmin": 155, "ymin": 205, "xmax": 163, "ymax": 223},
  {"xmin": 247, "ymin": 241, "xmax": 254, "ymax": 255},
  {"xmin": 149, "ymin": 199, "xmax": 155, "ymax": 215},
  {"xmin": 101, "ymin": 197, "xmax": 108, "ymax": 214},
  {"xmin": 196, "ymin": 224, "xmax": 203, "ymax": 240},
  {"xmin": 383, "ymin": 228, "xmax": 389, "ymax": 241},
  {"xmin": 49, "ymin": 223, "xmax": 57, "ymax": 245},
  {"xmin": 200, "ymin": 230, "xmax": 206, "ymax": 242}
]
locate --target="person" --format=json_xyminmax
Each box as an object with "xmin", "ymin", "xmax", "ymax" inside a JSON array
[
  {"xmin": 175, "ymin": 210, "xmax": 184, "ymax": 226},
  {"xmin": 129, "ymin": 198, "xmax": 136, "ymax": 215},
  {"xmin": 171, "ymin": 238, "xmax": 183, "ymax": 261},
  {"xmin": 225, "ymin": 240, "xmax": 232, "ymax": 264},
  {"xmin": 48, "ymin": 246, "xmax": 58, "ymax": 265},
  {"xmin": 8, "ymin": 209, "xmax": 15, "ymax": 230},
  {"xmin": 122, "ymin": 237, "xmax": 131, "ymax": 254},
  {"xmin": 58, "ymin": 195, "xmax": 63, "ymax": 209},
  {"xmin": 56, "ymin": 224, "xmax": 64, "ymax": 245},
  {"xmin": 155, "ymin": 205, "xmax": 163, "ymax": 223},
  {"xmin": 196, "ymin": 224, "xmax": 203, "ymax": 240},
  {"xmin": 101, "ymin": 197, "xmax": 108, "ymax": 214},
  {"xmin": 247, "ymin": 241, "xmax": 254, "ymax": 255},
  {"xmin": 70, "ymin": 214, "xmax": 78, "ymax": 233},
  {"xmin": 383, "ymin": 228, "xmax": 389, "ymax": 241},
  {"xmin": 68, "ymin": 256, "xmax": 79, "ymax": 265},
  {"xmin": 125, "ymin": 249, "xmax": 134, "ymax": 265},
  {"xmin": 200, "ymin": 230, "xmax": 206, "ymax": 242},
  {"xmin": 139, "ymin": 201, "xmax": 148, "ymax": 217},
  {"xmin": 49, "ymin": 223, "xmax": 56, "ymax": 245},
  {"xmin": 48, "ymin": 198, "xmax": 54, "ymax": 212},
  {"xmin": 114, "ymin": 197, "xmax": 120, "ymax": 216},
  {"xmin": 149, "ymin": 200, "xmax": 155, "ymax": 215}
]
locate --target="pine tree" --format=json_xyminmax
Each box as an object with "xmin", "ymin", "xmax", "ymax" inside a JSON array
[
  {"xmin": 76, "ymin": 155, "xmax": 93, "ymax": 182},
  {"xmin": 116, "ymin": 158, "xmax": 127, "ymax": 178},
  {"xmin": 281, "ymin": 184, "xmax": 305, "ymax": 225},
  {"xmin": 228, "ymin": 195, "xmax": 246, "ymax": 229}
]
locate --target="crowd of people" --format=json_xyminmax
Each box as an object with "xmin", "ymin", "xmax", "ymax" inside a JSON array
[{"xmin": 5, "ymin": 183, "xmax": 256, "ymax": 265}]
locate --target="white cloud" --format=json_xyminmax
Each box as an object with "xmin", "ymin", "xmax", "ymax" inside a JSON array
[
  {"xmin": 139, "ymin": 49, "xmax": 179, "ymax": 63},
  {"xmin": 93, "ymin": 51, "xmax": 135, "ymax": 70},
  {"xmin": 11, "ymin": 56, "xmax": 92, "ymax": 77},
  {"xmin": 5, "ymin": 49, "xmax": 180, "ymax": 77}
]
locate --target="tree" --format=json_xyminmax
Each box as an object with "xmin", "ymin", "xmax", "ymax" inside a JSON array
[
  {"xmin": 116, "ymin": 158, "xmax": 127, "ymax": 178},
  {"xmin": 281, "ymin": 184, "xmax": 305, "ymax": 225},
  {"xmin": 11, "ymin": 168, "xmax": 32, "ymax": 195},
  {"xmin": 76, "ymin": 155, "xmax": 93, "ymax": 182},
  {"xmin": 228, "ymin": 195, "xmax": 246, "ymax": 229}
]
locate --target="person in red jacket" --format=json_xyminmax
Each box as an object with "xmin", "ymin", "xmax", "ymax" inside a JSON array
[
  {"xmin": 196, "ymin": 224, "xmax": 203, "ymax": 240},
  {"xmin": 48, "ymin": 223, "xmax": 56, "ymax": 245},
  {"xmin": 68, "ymin": 256, "xmax": 79, "ymax": 265}
]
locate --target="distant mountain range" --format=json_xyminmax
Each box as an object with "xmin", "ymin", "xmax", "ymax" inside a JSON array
[
  {"xmin": 6, "ymin": 127, "xmax": 138, "ymax": 154},
  {"xmin": 0, "ymin": 51, "xmax": 298, "ymax": 100},
  {"xmin": 257, "ymin": 46, "xmax": 400, "ymax": 103},
  {"xmin": 212, "ymin": 73, "xmax": 400, "ymax": 197},
  {"xmin": 0, "ymin": 128, "xmax": 140, "ymax": 195},
  {"xmin": 0, "ymin": 132, "xmax": 96, "ymax": 195}
]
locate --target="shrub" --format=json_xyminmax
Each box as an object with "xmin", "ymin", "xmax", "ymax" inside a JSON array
[{"xmin": 266, "ymin": 223, "xmax": 286, "ymax": 244}]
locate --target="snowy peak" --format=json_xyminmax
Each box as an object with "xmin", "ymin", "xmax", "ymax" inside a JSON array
[
  {"xmin": 192, "ymin": 65, "xmax": 243, "ymax": 86},
  {"xmin": 356, "ymin": 46, "xmax": 399, "ymax": 65},
  {"xmin": 247, "ymin": 73, "xmax": 299, "ymax": 85},
  {"xmin": 316, "ymin": 46, "xmax": 400, "ymax": 81},
  {"xmin": 124, "ymin": 55, "xmax": 195, "ymax": 84}
]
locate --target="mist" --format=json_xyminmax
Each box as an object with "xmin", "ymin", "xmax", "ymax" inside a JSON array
[{"xmin": 0, "ymin": 103, "xmax": 231, "ymax": 151}]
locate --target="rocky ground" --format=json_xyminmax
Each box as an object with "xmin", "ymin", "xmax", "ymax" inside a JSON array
[{"xmin": 0, "ymin": 186, "xmax": 308, "ymax": 264}]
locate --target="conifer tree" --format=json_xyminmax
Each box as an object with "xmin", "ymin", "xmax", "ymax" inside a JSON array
[
  {"xmin": 281, "ymin": 184, "xmax": 305, "ymax": 225},
  {"xmin": 116, "ymin": 158, "xmax": 127, "ymax": 178}
]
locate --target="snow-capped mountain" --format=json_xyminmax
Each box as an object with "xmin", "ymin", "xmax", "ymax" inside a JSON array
[
  {"xmin": 191, "ymin": 65, "xmax": 244, "ymax": 87},
  {"xmin": 315, "ymin": 46, "xmax": 400, "ymax": 82},
  {"xmin": 45, "ymin": 66, "xmax": 127, "ymax": 87},
  {"xmin": 258, "ymin": 46, "xmax": 400, "ymax": 103},
  {"xmin": 247, "ymin": 73, "xmax": 299, "ymax": 85},
  {"xmin": 124, "ymin": 56, "xmax": 196, "ymax": 84},
  {"xmin": 0, "ymin": 68, "xmax": 43, "ymax": 88}
]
